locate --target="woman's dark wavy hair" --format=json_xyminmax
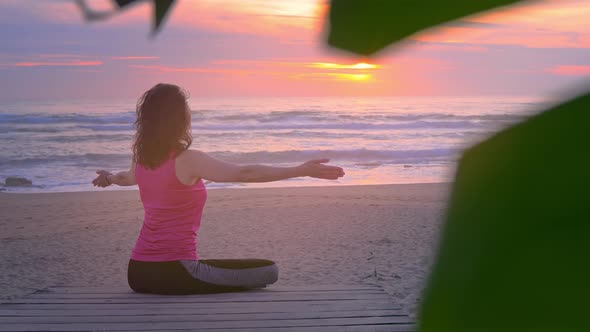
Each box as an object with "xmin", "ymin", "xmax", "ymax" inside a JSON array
[{"xmin": 132, "ymin": 83, "xmax": 192, "ymax": 169}]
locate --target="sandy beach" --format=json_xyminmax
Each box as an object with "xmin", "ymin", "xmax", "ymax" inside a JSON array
[{"xmin": 0, "ymin": 183, "xmax": 449, "ymax": 316}]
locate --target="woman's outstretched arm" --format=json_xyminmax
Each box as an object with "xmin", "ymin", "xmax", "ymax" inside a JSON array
[
  {"xmin": 92, "ymin": 160, "xmax": 137, "ymax": 187},
  {"xmin": 181, "ymin": 150, "xmax": 345, "ymax": 183}
]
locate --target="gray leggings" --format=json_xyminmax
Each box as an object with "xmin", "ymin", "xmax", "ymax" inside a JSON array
[
  {"xmin": 128, "ymin": 258, "xmax": 279, "ymax": 295},
  {"xmin": 179, "ymin": 259, "xmax": 279, "ymax": 288}
]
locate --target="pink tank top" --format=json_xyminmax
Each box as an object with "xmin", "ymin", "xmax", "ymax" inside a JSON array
[{"xmin": 131, "ymin": 153, "xmax": 207, "ymax": 262}]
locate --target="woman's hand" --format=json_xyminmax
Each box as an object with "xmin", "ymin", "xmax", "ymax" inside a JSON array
[
  {"xmin": 92, "ymin": 170, "xmax": 112, "ymax": 188},
  {"xmin": 297, "ymin": 159, "xmax": 345, "ymax": 180}
]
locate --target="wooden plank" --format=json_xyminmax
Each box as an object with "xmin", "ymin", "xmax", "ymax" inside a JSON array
[
  {"xmin": 137, "ymin": 326, "xmax": 415, "ymax": 332},
  {"xmin": 0, "ymin": 300, "xmax": 398, "ymax": 311},
  {"xmin": 231, "ymin": 326, "xmax": 413, "ymax": 332},
  {"xmin": 0, "ymin": 308, "xmax": 406, "ymax": 317},
  {"xmin": 44, "ymin": 285, "xmax": 380, "ymax": 293},
  {"xmin": 238, "ymin": 326, "xmax": 414, "ymax": 332},
  {"xmin": 0, "ymin": 316, "xmax": 410, "ymax": 331},
  {"xmin": 32, "ymin": 290, "xmax": 385, "ymax": 297},
  {"xmin": 2, "ymin": 325, "xmax": 415, "ymax": 332},
  {"xmin": 20, "ymin": 291, "xmax": 388, "ymax": 300},
  {"xmin": 0, "ymin": 284, "xmax": 414, "ymax": 331},
  {"xmin": 0, "ymin": 310, "xmax": 412, "ymax": 324},
  {"xmin": 4, "ymin": 294, "xmax": 392, "ymax": 304},
  {"xmin": 24, "ymin": 290, "xmax": 386, "ymax": 299}
]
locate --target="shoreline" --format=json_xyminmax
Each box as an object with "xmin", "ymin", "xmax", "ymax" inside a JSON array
[
  {"xmin": 0, "ymin": 182, "xmax": 450, "ymax": 316},
  {"xmin": 0, "ymin": 181, "xmax": 452, "ymax": 195}
]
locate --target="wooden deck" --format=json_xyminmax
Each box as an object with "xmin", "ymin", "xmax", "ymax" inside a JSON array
[{"xmin": 0, "ymin": 284, "xmax": 415, "ymax": 331}]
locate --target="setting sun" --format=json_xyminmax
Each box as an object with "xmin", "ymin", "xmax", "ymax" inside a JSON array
[
  {"xmin": 309, "ymin": 62, "xmax": 380, "ymax": 70},
  {"xmin": 306, "ymin": 62, "xmax": 379, "ymax": 82},
  {"xmin": 328, "ymin": 73, "xmax": 372, "ymax": 81},
  {"xmin": 351, "ymin": 63, "xmax": 378, "ymax": 69}
]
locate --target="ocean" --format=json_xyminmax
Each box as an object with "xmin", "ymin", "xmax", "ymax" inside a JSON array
[{"xmin": 0, "ymin": 96, "xmax": 545, "ymax": 193}]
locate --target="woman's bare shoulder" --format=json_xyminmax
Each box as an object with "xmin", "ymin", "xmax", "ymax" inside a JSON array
[
  {"xmin": 176, "ymin": 149, "xmax": 209, "ymax": 167},
  {"xmin": 179, "ymin": 149, "xmax": 206, "ymax": 159}
]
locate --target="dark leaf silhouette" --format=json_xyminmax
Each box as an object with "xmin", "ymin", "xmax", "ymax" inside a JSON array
[
  {"xmin": 418, "ymin": 90, "xmax": 590, "ymax": 331},
  {"xmin": 152, "ymin": 0, "xmax": 175, "ymax": 35},
  {"xmin": 327, "ymin": 0, "xmax": 525, "ymax": 56},
  {"xmin": 76, "ymin": 0, "xmax": 176, "ymax": 35},
  {"xmin": 114, "ymin": 0, "xmax": 139, "ymax": 7}
]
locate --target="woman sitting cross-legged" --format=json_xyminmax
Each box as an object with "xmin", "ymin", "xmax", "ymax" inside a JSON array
[{"xmin": 92, "ymin": 83, "xmax": 345, "ymax": 295}]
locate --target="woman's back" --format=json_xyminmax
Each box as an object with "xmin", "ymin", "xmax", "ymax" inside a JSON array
[{"xmin": 131, "ymin": 154, "xmax": 207, "ymax": 262}]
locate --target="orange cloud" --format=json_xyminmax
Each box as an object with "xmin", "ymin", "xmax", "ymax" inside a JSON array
[
  {"xmin": 14, "ymin": 61, "xmax": 103, "ymax": 67},
  {"xmin": 415, "ymin": 23, "xmax": 590, "ymax": 49},
  {"xmin": 290, "ymin": 72, "xmax": 373, "ymax": 82},
  {"xmin": 412, "ymin": 0, "xmax": 590, "ymax": 49},
  {"xmin": 168, "ymin": 0, "xmax": 326, "ymax": 39},
  {"xmin": 210, "ymin": 59, "xmax": 381, "ymax": 71},
  {"xmin": 471, "ymin": 0, "xmax": 590, "ymax": 33},
  {"xmin": 546, "ymin": 65, "xmax": 590, "ymax": 76},
  {"xmin": 120, "ymin": 55, "xmax": 449, "ymax": 96},
  {"xmin": 130, "ymin": 60, "xmax": 382, "ymax": 84},
  {"xmin": 129, "ymin": 57, "xmax": 450, "ymax": 93},
  {"xmin": 133, "ymin": 57, "xmax": 446, "ymax": 72}
]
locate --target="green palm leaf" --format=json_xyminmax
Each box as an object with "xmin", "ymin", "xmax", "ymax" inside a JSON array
[
  {"xmin": 327, "ymin": 0, "xmax": 525, "ymax": 55},
  {"xmin": 418, "ymin": 90, "xmax": 590, "ymax": 331}
]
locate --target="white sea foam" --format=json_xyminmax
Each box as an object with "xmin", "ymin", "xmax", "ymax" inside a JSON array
[{"xmin": 0, "ymin": 96, "xmax": 541, "ymax": 192}]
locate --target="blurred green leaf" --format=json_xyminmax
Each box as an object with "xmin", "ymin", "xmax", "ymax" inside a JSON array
[
  {"xmin": 418, "ymin": 90, "xmax": 590, "ymax": 331},
  {"xmin": 327, "ymin": 0, "xmax": 525, "ymax": 55}
]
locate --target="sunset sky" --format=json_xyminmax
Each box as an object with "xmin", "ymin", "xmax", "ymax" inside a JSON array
[{"xmin": 0, "ymin": 0, "xmax": 589, "ymax": 99}]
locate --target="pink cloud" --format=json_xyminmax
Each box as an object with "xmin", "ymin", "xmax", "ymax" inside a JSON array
[
  {"xmin": 128, "ymin": 56, "xmax": 450, "ymax": 97},
  {"xmin": 37, "ymin": 53, "xmax": 92, "ymax": 59},
  {"xmin": 14, "ymin": 61, "xmax": 103, "ymax": 67},
  {"xmin": 471, "ymin": 0, "xmax": 590, "ymax": 34},
  {"xmin": 546, "ymin": 65, "xmax": 590, "ymax": 76},
  {"xmin": 415, "ymin": 25, "xmax": 590, "ymax": 49},
  {"xmin": 7, "ymin": 0, "xmax": 81, "ymax": 24},
  {"xmin": 74, "ymin": 69, "xmax": 103, "ymax": 73},
  {"xmin": 111, "ymin": 56, "xmax": 160, "ymax": 60},
  {"xmin": 130, "ymin": 59, "xmax": 385, "ymax": 77},
  {"xmin": 413, "ymin": 0, "xmax": 590, "ymax": 49},
  {"xmin": 11, "ymin": 0, "xmax": 324, "ymax": 38},
  {"xmin": 414, "ymin": 43, "xmax": 488, "ymax": 53},
  {"xmin": 129, "ymin": 64, "xmax": 256, "ymax": 76},
  {"xmin": 167, "ymin": 0, "xmax": 326, "ymax": 39},
  {"xmin": 128, "ymin": 60, "xmax": 381, "ymax": 86}
]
